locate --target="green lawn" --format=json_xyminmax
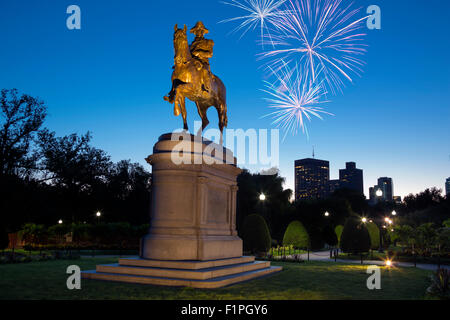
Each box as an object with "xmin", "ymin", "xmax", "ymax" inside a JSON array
[{"xmin": 0, "ymin": 257, "xmax": 433, "ymax": 300}]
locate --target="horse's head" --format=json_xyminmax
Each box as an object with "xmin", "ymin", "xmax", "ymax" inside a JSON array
[
  {"xmin": 172, "ymin": 24, "xmax": 190, "ymax": 62},
  {"xmin": 173, "ymin": 24, "xmax": 188, "ymax": 48}
]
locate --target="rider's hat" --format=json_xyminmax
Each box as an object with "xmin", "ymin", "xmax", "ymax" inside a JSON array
[{"xmin": 190, "ymin": 21, "xmax": 209, "ymax": 36}]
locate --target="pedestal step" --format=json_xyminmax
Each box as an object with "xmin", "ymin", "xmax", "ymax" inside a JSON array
[
  {"xmin": 82, "ymin": 256, "xmax": 282, "ymax": 288},
  {"xmin": 97, "ymin": 261, "xmax": 270, "ymax": 280},
  {"xmin": 118, "ymin": 256, "xmax": 255, "ymax": 270},
  {"xmin": 82, "ymin": 265, "xmax": 282, "ymax": 289}
]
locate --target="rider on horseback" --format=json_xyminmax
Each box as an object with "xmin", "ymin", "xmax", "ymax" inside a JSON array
[{"xmin": 189, "ymin": 21, "xmax": 214, "ymax": 94}]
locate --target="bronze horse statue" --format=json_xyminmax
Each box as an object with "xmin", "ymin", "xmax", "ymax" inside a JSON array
[{"xmin": 164, "ymin": 24, "xmax": 228, "ymax": 137}]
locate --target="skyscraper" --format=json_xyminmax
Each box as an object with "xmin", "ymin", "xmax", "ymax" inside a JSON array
[
  {"xmin": 295, "ymin": 158, "xmax": 330, "ymax": 201},
  {"xmin": 446, "ymin": 177, "xmax": 450, "ymax": 196},
  {"xmin": 369, "ymin": 177, "xmax": 394, "ymax": 204},
  {"xmin": 339, "ymin": 162, "xmax": 364, "ymax": 195},
  {"xmin": 378, "ymin": 177, "xmax": 394, "ymax": 201}
]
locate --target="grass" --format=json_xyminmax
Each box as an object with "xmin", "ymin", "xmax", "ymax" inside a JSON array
[
  {"xmin": 337, "ymin": 250, "xmax": 450, "ymax": 265},
  {"xmin": 0, "ymin": 257, "xmax": 434, "ymax": 300}
]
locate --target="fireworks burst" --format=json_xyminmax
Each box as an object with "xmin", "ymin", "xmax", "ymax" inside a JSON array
[
  {"xmin": 220, "ymin": 0, "xmax": 287, "ymax": 44},
  {"xmin": 262, "ymin": 61, "xmax": 333, "ymax": 139},
  {"xmin": 260, "ymin": 0, "xmax": 369, "ymax": 94}
]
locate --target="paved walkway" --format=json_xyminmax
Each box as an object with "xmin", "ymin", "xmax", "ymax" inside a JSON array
[{"xmin": 299, "ymin": 251, "xmax": 449, "ymax": 271}]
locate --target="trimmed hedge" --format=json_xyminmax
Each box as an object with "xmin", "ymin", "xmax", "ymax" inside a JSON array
[
  {"xmin": 241, "ymin": 214, "xmax": 272, "ymax": 254},
  {"xmin": 340, "ymin": 216, "xmax": 371, "ymax": 254},
  {"xmin": 335, "ymin": 225, "xmax": 344, "ymax": 245},
  {"xmin": 283, "ymin": 221, "xmax": 310, "ymax": 249},
  {"xmin": 366, "ymin": 222, "xmax": 380, "ymax": 249}
]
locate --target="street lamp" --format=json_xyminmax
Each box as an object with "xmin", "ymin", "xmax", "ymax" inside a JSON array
[
  {"xmin": 361, "ymin": 217, "xmax": 367, "ymax": 223},
  {"xmin": 376, "ymin": 189, "xmax": 383, "ymax": 197},
  {"xmin": 391, "ymin": 210, "xmax": 397, "ymax": 216},
  {"xmin": 96, "ymin": 211, "xmax": 102, "ymax": 224},
  {"xmin": 259, "ymin": 193, "xmax": 266, "ymax": 201},
  {"xmin": 58, "ymin": 219, "xmax": 63, "ymax": 224},
  {"xmin": 324, "ymin": 211, "xmax": 330, "ymax": 217}
]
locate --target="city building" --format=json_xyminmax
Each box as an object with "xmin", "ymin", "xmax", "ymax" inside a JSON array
[
  {"xmin": 328, "ymin": 179, "xmax": 341, "ymax": 195},
  {"xmin": 446, "ymin": 177, "xmax": 450, "ymax": 196},
  {"xmin": 294, "ymin": 158, "xmax": 330, "ymax": 201},
  {"xmin": 339, "ymin": 162, "xmax": 364, "ymax": 195},
  {"xmin": 378, "ymin": 177, "xmax": 394, "ymax": 201},
  {"xmin": 369, "ymin": 177, "xmax": 394, "ymax": 204}
]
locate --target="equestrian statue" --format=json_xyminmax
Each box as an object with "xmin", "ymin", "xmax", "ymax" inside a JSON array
[{"xmin": 164, "ymin": 22, "xmax": 228, "ymax": 138}]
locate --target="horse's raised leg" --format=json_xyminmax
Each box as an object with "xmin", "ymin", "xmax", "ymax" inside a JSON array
[{"xmin": 174, "ymin": 93, "xmax": 188, "ymax": 131}]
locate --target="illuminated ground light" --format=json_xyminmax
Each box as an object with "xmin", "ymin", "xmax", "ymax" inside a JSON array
[{"xmin": 385, "ymin": 259, "xmax": 393, "ymax": 267}]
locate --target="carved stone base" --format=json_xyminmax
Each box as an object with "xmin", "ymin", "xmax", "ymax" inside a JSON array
[{"xmin": 140, "ymin": 133, "xmax": 243, "ymax": 261}]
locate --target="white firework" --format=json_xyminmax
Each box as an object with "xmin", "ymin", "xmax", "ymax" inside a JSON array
[
  {"xmin": 220, "ymin": 0, "xmax": 288, "ymax": 44},
  {"xmin": 262, "ymin": 61, "xmax": 332, "ymax": 139}
]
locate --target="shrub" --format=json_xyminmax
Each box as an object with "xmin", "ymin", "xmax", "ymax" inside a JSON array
[
  {"xmin": 48, "ymin": 224, "xmax": 70, "ymax": 243},
  {"xmin": 283, "ymin": 221, "xmax": 309, "ymax": 249},
  {"xmin": 340, "ymin": 216, "xmax": 371, "ymax": 254},
  {"xmin": 335, "ymin": 225, "xmax": 344, "ymax": 245},
  {"xmin": 426, "ymin": 268, "xmax": 449, "ymax": 299},
  {"xmin": 366, "ymin": 222, "xmax": 380, "ymax": 250},
  {"xmin": 241, "ymin": 214, "xmax": 271, "ymax": 254}
]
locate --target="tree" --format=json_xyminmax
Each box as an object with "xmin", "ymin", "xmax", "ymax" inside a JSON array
[
  {"xmin": 106, "ymin": 160, "xmax": 152, "ymax": 224},
  {"xmin": 37, "ymin": 130, "xmax": 111, "ymax": 191},
  {"xmin": 241, "ymin": 214, "xmax": 271, "ymax": 254},
  {"xmin": 394, "ymin": 225, "xmax": 414, "ymax": 249},
  {"xmin": 340, "ymin": 216, "xmax": 371, "ymax": 254},
  {"xmin": 331, "ymin": 188, "xmax": 368, "ymax": 214},
  {"xmin": 236, "ymin": 169, "xmax": 292, "ymax": 242},
  {"xmin": 415, "ymin": 223, "xmax": 437, "ymax": 253},
  {"xmin": 0, "ymin": 89, "xmax": 47, "ymax": 177},
  {"xmin": 443, "ymin": 219, "xmax": 450, "ymax": 229},
  {"xmin": 403, "ymin": 188, "xmax": 444, "ymax": 212},
  {"xmin": 283, "ymin": 221, "xmax": 309, "ymax": 249},
  {"xmin": 366, "ymin": 222, "xmax": 380, "ymax": 249}
]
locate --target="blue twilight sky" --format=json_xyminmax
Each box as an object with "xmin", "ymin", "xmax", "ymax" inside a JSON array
[{"xmin": 0, "ymin": 0, "xmax": 449, "ymax": 198}]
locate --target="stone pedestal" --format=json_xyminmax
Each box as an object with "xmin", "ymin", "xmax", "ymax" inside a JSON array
[{"xmin": 140, "ymin": 133, "xmax": 243, "ymax": 261}]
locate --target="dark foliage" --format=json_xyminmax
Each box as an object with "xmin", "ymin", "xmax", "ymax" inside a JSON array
[
  {"xmin": 241, "ymin": 214, "xmax": 271, "ymax": 254},
  {"xmin": 340, "ymin": 215, "xmax": 371, "ymax": 254}
]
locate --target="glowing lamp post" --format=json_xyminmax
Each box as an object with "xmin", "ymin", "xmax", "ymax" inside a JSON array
[
  {"xmin": 96, "ymin": 211, "xmax": 101, "ymax": 224},
  {"xmin": 324, "ymin": 211, "xmax": 330, "ymax": 217},
  {"xmin": 259, "ymin": 193, "xmax": 266, "ymax": 201},
  {"xmin": 58, "ymin": 219, "xmax": 63, "ymax": 224}
]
